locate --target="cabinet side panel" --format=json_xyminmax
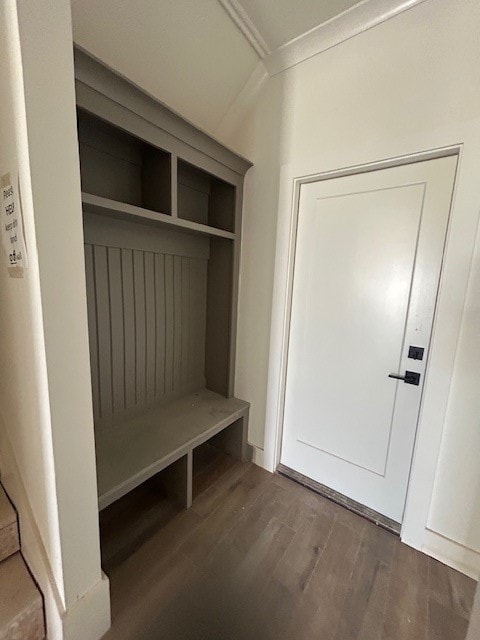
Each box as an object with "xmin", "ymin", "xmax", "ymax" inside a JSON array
[{"xmin": 205, "ymin": 237, "xmax": 233, "ymax": 397}]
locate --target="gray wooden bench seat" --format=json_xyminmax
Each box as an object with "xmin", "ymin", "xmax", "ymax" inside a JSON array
[{"xmin": 95, "ymin": 390, "xmax": 249, "ymax": 510}]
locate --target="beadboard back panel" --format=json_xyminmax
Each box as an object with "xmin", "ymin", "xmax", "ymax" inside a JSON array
[{"xmin": 84, "ymin": 215, "xmax": 209, "ymax": 429}]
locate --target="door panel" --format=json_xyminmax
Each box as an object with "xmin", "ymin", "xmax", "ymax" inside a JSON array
[
  {"xmin": 295, "ymin": 184, "xmax": 424, "ymax": 474},
  {"xmin": 281, "ymin": 157, "xmax": 457, "ymax": 522}
]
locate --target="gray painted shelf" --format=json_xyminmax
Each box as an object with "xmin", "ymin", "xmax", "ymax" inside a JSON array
[
  {"xmin": 82, "ymin": 192, "xmax": 237, "ymax": 241},
  {"xmin": 96, "ymin": 389, "xmax": 249, "ymax": 510}
]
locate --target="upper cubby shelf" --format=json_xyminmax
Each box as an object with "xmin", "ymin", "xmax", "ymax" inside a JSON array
[
  {"xmin": 77, "ymin": 108, "xmax": 238, "ymax": 239},
  {"xmin": 81, "ymin": 192, "xmax": 236, "ymax": 240},
  {"xmin": 178, "ymin": 160, "xmax": 236, "ymax": 234},
  {"xmin": 78, "ymin": 109, "xmax": 172, "ymax": 215}
]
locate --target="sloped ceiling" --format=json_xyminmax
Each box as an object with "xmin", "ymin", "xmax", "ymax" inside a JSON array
[{"xmin": 71, "ymin": 0, "xmax": 259, "ymax": 134}]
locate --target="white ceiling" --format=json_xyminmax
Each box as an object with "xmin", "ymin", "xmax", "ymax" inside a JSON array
[{"xmin": 236, "ymin": 0, "xmax": 362, "ymax": 50}]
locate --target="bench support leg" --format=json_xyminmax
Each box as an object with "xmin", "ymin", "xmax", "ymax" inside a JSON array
[{"xmin": 158, "ymin": 451, "xmax": 193, "ymax": 509}]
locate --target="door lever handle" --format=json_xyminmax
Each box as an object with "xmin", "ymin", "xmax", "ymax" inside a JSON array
[{"xmin": 388, "ymin": 371, "xmax": 421, "ymax": 386}]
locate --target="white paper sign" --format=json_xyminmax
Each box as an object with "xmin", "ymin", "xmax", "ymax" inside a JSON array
[{"xmin": 1, "ymin": 172, "xmax": 27, "ymax": 275}]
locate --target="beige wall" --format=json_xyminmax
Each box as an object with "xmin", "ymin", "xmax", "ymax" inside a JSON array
[
  {"xmin": 228, "ymin": 74, "xmax": 286, "ymax": 450},
  {"xmin": 223, "ymin": 0, "xmax": 480, "ymax": 576},
  {"xmin": 0, "ymin": 1, "xmax": 109, "ymax": 638}
]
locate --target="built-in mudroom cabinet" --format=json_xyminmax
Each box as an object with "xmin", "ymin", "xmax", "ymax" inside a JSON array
[{"xmin": 74, "ymin": 51, "xmax": 251, "ymax": 525}]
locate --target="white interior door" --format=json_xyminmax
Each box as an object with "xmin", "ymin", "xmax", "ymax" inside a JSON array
[{"xmin": 281, "ymin": 156, "xmax": 457, "ymax": 523}]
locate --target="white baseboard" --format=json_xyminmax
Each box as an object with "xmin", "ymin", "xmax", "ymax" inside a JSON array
[
  {"xmin": 403, "ymin": 521, "xmax": 480, "ymax": 579},
  {"xmin": 61, "ymin": 572, "xmax": 111, "ymax": 640},
  {"xmin": 251, "ymin": 444, "xmax": 267, "ymax": 470},
  {"xmin": 422, "ymin": 529, "xmax": 480, "ymax": 579}
]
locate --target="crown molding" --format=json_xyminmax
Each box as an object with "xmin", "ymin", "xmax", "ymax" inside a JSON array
[
  {"xmin": 218, "ymin": 0, "xmax": 270, "ymax": 58},
  {"xmin": 262, "ymin": 0, "xmax": 429, "ymax": 76}
]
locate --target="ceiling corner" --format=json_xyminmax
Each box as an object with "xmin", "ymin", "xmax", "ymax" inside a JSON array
[{"xmin": 264, "ymin": 0, "xmax": 429, "ymax": 75}]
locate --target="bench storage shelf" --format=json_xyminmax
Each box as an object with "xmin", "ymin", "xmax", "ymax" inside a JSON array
[
  {"xmin": 96, "ymin": 390, "xmax": 249, "ymax": 510},
  {"xmin": 75, "ymin": 50, "xmax": 252, "ymax": 515}
]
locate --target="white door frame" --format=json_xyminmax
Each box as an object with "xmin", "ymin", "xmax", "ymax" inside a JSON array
[{"xmin": 262, "ymin": 144, "xmax": 462, "ymax": 549}]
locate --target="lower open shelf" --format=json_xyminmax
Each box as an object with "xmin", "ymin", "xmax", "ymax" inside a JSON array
[{"xmin": 95, "ymin": 389, "xmax": 249, "ymax": 510}]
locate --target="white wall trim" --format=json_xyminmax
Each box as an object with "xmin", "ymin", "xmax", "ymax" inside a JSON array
[
  {"xmin": 422, "ymin": 529, "xmax": 480, "ymax": 580},
  {"xmin": 218, "ymin": 0, "xmax": 270, "ymax": 58},
  {"xmin": 61, "ymin": 573, "xmax": 111, "ymax": 640},
  {"xmin": 220, "ymin": 0, "xmax": 429, "ymax": 77},
  {"xmin": 263, "ymin": 0, "xmax": 429, "ymax": 75},
  {"xmin": 215, "ymin": 60, "xmax": 268, "ymax": 141},
  {"xmin": 251, "ymin": 444, "xmax": 266, "ymax": 468}
]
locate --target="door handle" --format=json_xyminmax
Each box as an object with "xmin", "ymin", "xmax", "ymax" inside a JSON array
[{"xmin": 388, "ymin": 371, "xmax": 421, "ymax": 386}]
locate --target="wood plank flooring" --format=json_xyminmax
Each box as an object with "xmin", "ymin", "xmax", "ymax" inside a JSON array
[{"xmin": 100, "ymin": 445, "xmax": 476, "ymax": 640}]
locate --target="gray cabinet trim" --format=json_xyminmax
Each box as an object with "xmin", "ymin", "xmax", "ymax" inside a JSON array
[{"xmin": 74, "ymin": 48, "xmax": 252, "ymax": 177}]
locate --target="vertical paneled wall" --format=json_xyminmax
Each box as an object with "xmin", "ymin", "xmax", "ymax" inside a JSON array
[{"xmin": 84, "ymin": 216, "xmax": 208, "ymax": 428}]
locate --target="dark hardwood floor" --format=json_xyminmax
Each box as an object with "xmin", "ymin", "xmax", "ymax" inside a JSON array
[{"xmin": 100, "ymin": 444, "xmax": 476, "ymax": 640}]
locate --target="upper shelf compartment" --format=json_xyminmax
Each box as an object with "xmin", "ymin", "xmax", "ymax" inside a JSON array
[
  {"xmin": 77, "ymin": 109, "xmax": 172, "ymax": 215},
  {"xmin": 178, "ymin": 160, "xmax": 236, "ymax": 234}
]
